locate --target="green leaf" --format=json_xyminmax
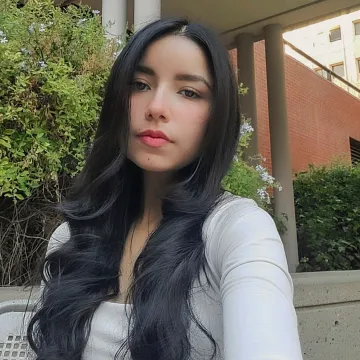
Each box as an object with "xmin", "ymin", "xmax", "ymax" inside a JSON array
[
  {"xmin": 14, "ymin": 193, "xmax": 24, "ymax": 200},
  {"xmin": 4, "ymin": 129, "xmax": 15, "ymax": 135},
  {"xmin": 0, "ymin": 139, "xmax": 11, "ymax": 148}
]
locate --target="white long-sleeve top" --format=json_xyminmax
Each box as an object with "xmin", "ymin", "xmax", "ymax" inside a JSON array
[{"xmin": 46, "ymin": 196, "xmax": 303, "ymax": 360}]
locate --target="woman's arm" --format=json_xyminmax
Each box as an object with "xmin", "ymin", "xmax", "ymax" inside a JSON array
[
  {"xmin": 46, "ymin": 222, "xmax": 70, "ymax": 256},
  {"xmin": 40, "ymin": 222, "xmax": 70, "ymax": 291},
  {"xmin": 212, "ymin": 199, "xmax": 303, "ymax": 359}
]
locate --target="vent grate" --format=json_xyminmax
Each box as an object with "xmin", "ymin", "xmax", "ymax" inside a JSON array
[
  {"xmin": 350, "ymin": 138, "xmax": 360, "ymax": 166},
  {"xmin": 0, "ymin": 335, "xmax": 31, "ymax": 360}
]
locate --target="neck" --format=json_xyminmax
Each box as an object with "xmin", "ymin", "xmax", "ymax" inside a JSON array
[{"xmin": 140, "ymin": 171, "xmax": 171, "ymax": 226}]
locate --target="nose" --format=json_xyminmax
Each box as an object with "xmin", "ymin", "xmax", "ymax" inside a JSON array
[{"xmin": 145, "ymin": 89, "xmax": 169, "ymax": 123}]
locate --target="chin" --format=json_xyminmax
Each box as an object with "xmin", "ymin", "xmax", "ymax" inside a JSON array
[{"xmin": 130, "ymin": 157, "xmax": 177, "ymax": 173}]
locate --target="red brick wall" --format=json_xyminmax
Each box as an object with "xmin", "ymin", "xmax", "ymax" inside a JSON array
[{"xmin": 231, "ymin": 41, "xmax": 360, "ymax": 173}]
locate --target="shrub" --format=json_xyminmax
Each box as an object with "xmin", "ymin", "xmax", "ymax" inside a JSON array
[
  {"xmin": 0, "ymin": 0, "xmax": 122, "ymax": 285},
  {"xmin": 295, "ymin": 163, "xmax": 360, "ymax": 271},
  {"xmin": 222, "ymin": 84, "xmax": 281, "ymax": 207},
  {"xmin": 222, "ymin": 130, "xmax": 278, "ymax": 205},
  {"xmin": 0, "ymin": 0, "xmax": 121, "ymax": 201}
]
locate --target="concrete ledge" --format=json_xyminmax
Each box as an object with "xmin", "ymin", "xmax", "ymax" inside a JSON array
[
  {"xmin": 293, "ymin": 270, "xmax": 360, "ymax": 360},
  {"xmin": 0, "ymin": 286, "xmax": 40, "ymax": 303},
  {"xmin": 293, "ymin": 270, "xmax": 360, "ymax": 307},
  {"xmin": 2, "ymin": 271, "xmax": 360, "ymax": 360}
]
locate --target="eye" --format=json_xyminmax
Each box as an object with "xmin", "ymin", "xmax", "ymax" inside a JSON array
[
  {"xmin": 180, "ymin": 89, "xmax": 200, "ymax": 99},
  {"xmin": 133, "ymin": 81, "xmax": 150, "ymax": 91}
]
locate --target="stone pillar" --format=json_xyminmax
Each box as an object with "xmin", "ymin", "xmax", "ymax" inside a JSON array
[
  {"xmin": 134, "ymin": 0, "xmax": 161, "ymax": 31},
  {"xmin": 102, "ymin": 0, "xmax": 127, "ymax": 38},
  {"xmin": 236, "ymin": 33, "xmax": 259, "ymax": 163},
  {"xmin": 264, "ymin": 24, "xmax": 299, "ymax": 273}
]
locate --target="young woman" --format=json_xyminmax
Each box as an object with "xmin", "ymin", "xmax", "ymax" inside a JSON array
[{"xmin": 28, "ymin": 18, "xmax": 303, "ymax": 360}]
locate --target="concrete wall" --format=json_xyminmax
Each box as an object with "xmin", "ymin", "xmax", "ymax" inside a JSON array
[
  {"xmin": 0, "ymin": 286, "xmax": 39, "ymax": 303},
  {"xmin": 2, "ymin": 270, "xmax": 360, "ymax": 359},
  {"xmin": 294, "ymin": 270, "xmax": 360, "ymax": 360}
]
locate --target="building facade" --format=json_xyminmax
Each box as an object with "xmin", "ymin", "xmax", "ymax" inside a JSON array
[
  {"xmin": 230, "ymin": 42, "xmax": 360, "ymax": 174},
  {"xmin": 284, "ymin": 10, "xmax": 360, "ymax": 90}
]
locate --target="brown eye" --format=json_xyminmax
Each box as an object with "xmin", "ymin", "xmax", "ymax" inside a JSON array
[
  {"xmin": 180, "ymin": 89, "xmax": 200, "ymax": 99},
  {"xmin": 133, "ymin": 81, "xmax": 150, "ymax": 91}
]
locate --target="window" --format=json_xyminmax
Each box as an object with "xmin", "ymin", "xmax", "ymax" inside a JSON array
[
  {"xmin": 354, "ymin": 21, "xmax": 360, "ymax": 36},
  {"xmin": 350, "ymin": 138, "xmax": 360, "ymax": 166},
  {"xmin": 315, "ymin": 68, "xmax": 329, "ymax": 79},
  {"xmin": 329, "ymin": 26, "xmax": 341, "ymax": 42},
  {"xmin": 331, "ymin": 63, "xmax": 345, "ymax": 77}
]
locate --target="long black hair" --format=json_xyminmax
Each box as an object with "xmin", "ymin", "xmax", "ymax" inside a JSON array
[{"xmin": 27, "ymin": 18, "xmax": 240, "ymax": 360}]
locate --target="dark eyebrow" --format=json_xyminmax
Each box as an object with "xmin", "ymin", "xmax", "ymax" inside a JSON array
[
  {"xmin": 175, "ymin": 74, "xmax": 212, "ymax": 90},
  {"xmin": 136, "ymin": 65, "xmax": 155, "ymax": 76},
  {"xmin": 135, "ymin": 65, "xmax": 212, "ymax": 90}
]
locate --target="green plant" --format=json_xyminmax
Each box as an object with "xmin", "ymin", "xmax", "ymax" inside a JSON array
[
  {"xmin": 295, "ymin": 163, "xmax": 360, "ymax": 271},
  {"xmin": 0, "ymin": 0, "xmax": 122, "ymax": 202},
  {"xmin": 0, "ymin": 0, "xmax": 123, "ymax": 285},
  {"xmin": 222, "ymin": 83, "xmax": 281, "ymax": 209}
]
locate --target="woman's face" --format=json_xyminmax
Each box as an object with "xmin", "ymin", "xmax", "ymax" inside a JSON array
[{"xmin": 127, "ymin": 35, "xmax": 212, "ymax": 173}]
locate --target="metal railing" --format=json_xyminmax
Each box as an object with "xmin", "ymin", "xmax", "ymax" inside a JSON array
[{"xmin": 283, "ymin": 39, "xmax": 360, "ymax": 99}]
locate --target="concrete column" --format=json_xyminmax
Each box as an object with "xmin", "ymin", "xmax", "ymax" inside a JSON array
[
  {"xmin": 134, "ymin": 0, "xmax": 161, "ymax": 31},
  {"xmin": 236, "ymin": 33, "xmax": 259, "ymax": 163},
  {"xmin": 264, "ymin": 24, "xmax": 299, "ymax": 273},
  {"xmin": 102, "ymin": 0, "xmax": 127, "ymax": 38}
]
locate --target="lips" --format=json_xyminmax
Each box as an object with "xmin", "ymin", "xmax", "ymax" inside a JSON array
[{"xmin": 137, "ymin": 130, "xmax": 170, "ymax": 148}]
